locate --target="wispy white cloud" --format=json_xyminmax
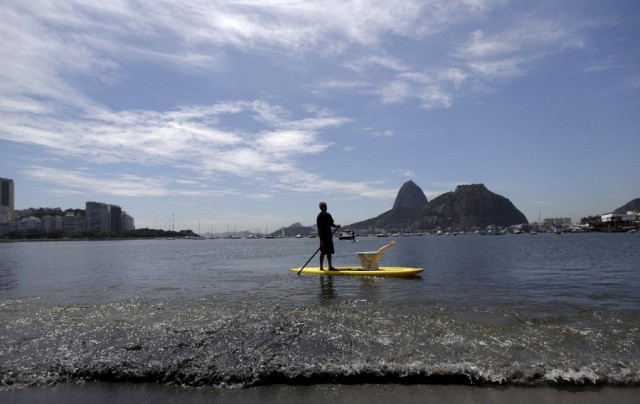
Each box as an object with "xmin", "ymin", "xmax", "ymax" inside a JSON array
[
  {"xmin": 345, "ymin": 54, "xmax": 409, "ymax": 74},
  {"xmin": 370, "ymin": 129, "xmax": 396, "ymax": 138},
  {"xmin": 623, "ymin": 76, "xmax": 640, "ymax": 90},
  {"xmin": 1, "ymin": 0, "xmax": 505, "ymax": 114},
  {"xmin": 455, "ymin": 18, "xmax": 593, "ymax": 80},
  {"xmin": 5, "ymin": 100, "xmax": 344, "ymax": 181},
  {"xmin": 2, "ymin": 1, "xmax": 609, "ymax": 115},
  {"xmin": 392, "ymin": 169, "xmax": 415, "ymax": 178},
  {"xmin": 438, "ymin": 68, "xmax": 468, "ymax": 86},
  {"xmin": 275, "ymin": 171, "xmax": 396, "ymax": 200},
  {"xmin": 378, "ymin": 80, "xmax": 413, "ymax": 104},
  {"xmin": 466, "ymin": 58, "xmax": 525, "ymax": 80},
  {"xmin": 23, "ymin": 165, "xmax": 274, "ymax": 199},
  {"xmin": 0, "ymin": 0, "xmax": 618, "ymax": 206},
  {"xmin": 312, "ymin": 79, "xmax": 368, "ymax": 93},
  {"xmin": 585, "ymin": 57, "xmax": 618, "ymax": 73},
  {"xmin": 25, "ymin": 166, "xmax": 172, "ymax": 197},
  {"xmin": 372, "ymin": 69, "xmax": 461, "ymax": 109},
  {"xmin": 4, "ymin": 0, "xmax": 485, "ymax": 70},
  {"xmin": 3, "ymin": 2, "xmax": 421, "ymax": 199},
  {"xmin": 392, "ymin": 15, "xmax": 601, "ymax": 105}
]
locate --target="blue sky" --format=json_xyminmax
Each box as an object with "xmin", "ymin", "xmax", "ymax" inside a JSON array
[{"xmin": 1, "ymin": 0, "xmax": 639, "ymax": 232}]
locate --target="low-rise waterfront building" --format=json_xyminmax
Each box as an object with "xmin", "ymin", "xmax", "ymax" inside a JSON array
[
  {"xmin": 543, "ymin": 217, "xmax": 571, "ymax": 228},
  {"xmin": 17, "ymin": 216, "xmax": 42, "ymax": 231},
  {"xmin": 601, "ymin": 211, "xmax": 640, "ymax": 229},
  {"xmin": 41, "ymin": 215, "xmax": 64, "ymax": 233},
  {"xmin": 63, "ymin": 212, "xmax": 85, "ymax": 235}
]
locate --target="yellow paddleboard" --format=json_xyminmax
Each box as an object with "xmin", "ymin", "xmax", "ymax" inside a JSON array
[{"xmin": 291, "ymin": 266, "xmax": 423, "ymax": 277}]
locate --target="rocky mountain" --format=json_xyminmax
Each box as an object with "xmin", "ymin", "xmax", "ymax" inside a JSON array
[
  {"xmin": 347, "ymin": 180, "xmax": 428, "ymax": 231},
  {"xmin": 413, "ymin": 184, "xmax": 527, "ymax": 230},
  {"xmin": 347, "ymin": 182, "xmax": 528, "ymax": 231},
  {"xmin": 613, "ymin": 198, "xmax": 640, "ymax": 214},
  {"xmin": 393, "ymin": 180, "xmax": 429, "ymax": 209}
]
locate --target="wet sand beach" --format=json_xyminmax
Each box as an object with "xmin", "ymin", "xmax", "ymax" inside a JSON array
[{"xmin": 2, "ymin": 383, "xmax": 639, "ymax": 404}]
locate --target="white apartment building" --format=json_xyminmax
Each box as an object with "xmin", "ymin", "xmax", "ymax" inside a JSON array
[
  {"xmin": 41, "ymin": 215, "xmax": 64, "ymax": 232},
  {"xmin": 17, "ymin": 216, "xmax": 42, "ymax": 231}
]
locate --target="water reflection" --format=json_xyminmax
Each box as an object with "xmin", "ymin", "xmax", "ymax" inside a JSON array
[
  {"xmin": 318, "ymin": 276, "xmax": 336, "ymax": 301},
  {"xmin": 0, "ymin": 255, "xmax": 18, "ymax": 291},
  {"xmin": 318, "ymin": 276, "xmax": 383, "ymax": 303},
  {"xmin": 0, "ymin": 267, "xmax": 18, "ymax": 291},
  {"xmin": 359, "ymin": 277, "xmax": 380, "ymax": 303}
]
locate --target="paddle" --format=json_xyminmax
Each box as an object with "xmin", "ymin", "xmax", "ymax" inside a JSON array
[{"xmin": 297, "ymin": 226, "xmax": 340, "ymax": 275}]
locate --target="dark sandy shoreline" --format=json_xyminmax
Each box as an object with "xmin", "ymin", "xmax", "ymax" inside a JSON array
[{"xmin": 2, "ymin": 383, "xmax": 639, "ymax": 404}]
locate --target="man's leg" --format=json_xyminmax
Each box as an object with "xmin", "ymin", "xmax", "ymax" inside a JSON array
[
  {"xmin": 327, "ymin": 254, "xmax": 335, "ymax": 270},
  {"xmin": 319, "ymin": 253, "xmax": 325, "ymax": 270}
]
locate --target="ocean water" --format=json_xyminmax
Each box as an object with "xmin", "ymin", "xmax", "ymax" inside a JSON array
[{"xmin": 0, "ymin": 233, "xmax": 638, "ymax": 389}]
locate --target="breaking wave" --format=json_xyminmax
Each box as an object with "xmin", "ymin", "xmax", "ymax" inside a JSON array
[{"xmin": 1, "ymin": 297, "xmax": 638, "ymax": 390}]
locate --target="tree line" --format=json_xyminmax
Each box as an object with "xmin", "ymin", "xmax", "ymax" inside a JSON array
[{"xmin": 2, "ymin": 228, "xmax": 198, "ymax": 240}]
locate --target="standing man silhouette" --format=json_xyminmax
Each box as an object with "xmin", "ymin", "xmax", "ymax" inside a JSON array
[{"xmin": 317, "ymin": 202, "xmax": 340, "ymax": 271}]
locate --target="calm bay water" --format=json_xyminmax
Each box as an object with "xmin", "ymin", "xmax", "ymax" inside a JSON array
[{"xmin": 0, "ymin": 233, "xmax": 638, "ymax": 389}]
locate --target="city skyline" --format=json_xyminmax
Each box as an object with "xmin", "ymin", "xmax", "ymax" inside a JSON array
[
  {"xmin": 1, "ymin": 194, "xmax": 135, "ymax": 236},
  {"xmin": 1, "ymin": 1, "xmax": 639, "ymax": 231}
]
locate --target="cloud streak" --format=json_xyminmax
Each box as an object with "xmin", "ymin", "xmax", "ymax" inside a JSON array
[
  {"xmin": 1, "ymin": 1, "xmax": 503, "ymax": 112},
  {"xmin": 0, "ymin": 0, "xmax": 618, "ymax": 209},
  {"xmin": 4, "ymin": 100, "xmax": 378, "ymax": 198}
]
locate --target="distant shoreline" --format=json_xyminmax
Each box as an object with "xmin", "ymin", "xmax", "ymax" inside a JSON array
[
  {"xmin": 1, "ymin": 229, "xmax": 637, "ymax": 243},
  {"xmin": 0, "ymin": 237, "xmax": 163, "ymax": 243}
]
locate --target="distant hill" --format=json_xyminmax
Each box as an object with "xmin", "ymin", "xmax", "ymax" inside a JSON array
[
  {"xmin": 272, "ymin": 222, "xmax": 315, "ymax": 237},
  {"xmin": 613, "ymin": 198, "xmax": 640, "ymax": 214},
  {"xmin": 348, "ymin": 182, "xmax": 527, "ymax": 231},
  {"xmin": 413, "ymin": 184, "xmax": 527, "ymax": 230},
  {"xmin": 347, "ymin": 180, "xmax": 428, "ymax": 231}
]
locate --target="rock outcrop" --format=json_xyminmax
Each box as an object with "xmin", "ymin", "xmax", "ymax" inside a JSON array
[
  {"xmin": 347, "ymin": 182, "xmax": 528, "ymax": 231},
  {"xmin": 414, "ymin": 184, "xmax": 527, "ymax": 230},
  {"xmin": 393, "ymin": 180, "xmax": 429, "ymax": 210},
  {"xmin": 347, "ymin": 180, "xmax": 428, "ymax": 231}
]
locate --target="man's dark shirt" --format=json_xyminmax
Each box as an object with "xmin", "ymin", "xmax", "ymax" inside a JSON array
[
  {"xmin": 317, "ymin": 211, "xmax": 334, "ymax": 239},
  {"xmin": 317, "ymin": 211, "xmax": 335, "ymax": 254}
]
